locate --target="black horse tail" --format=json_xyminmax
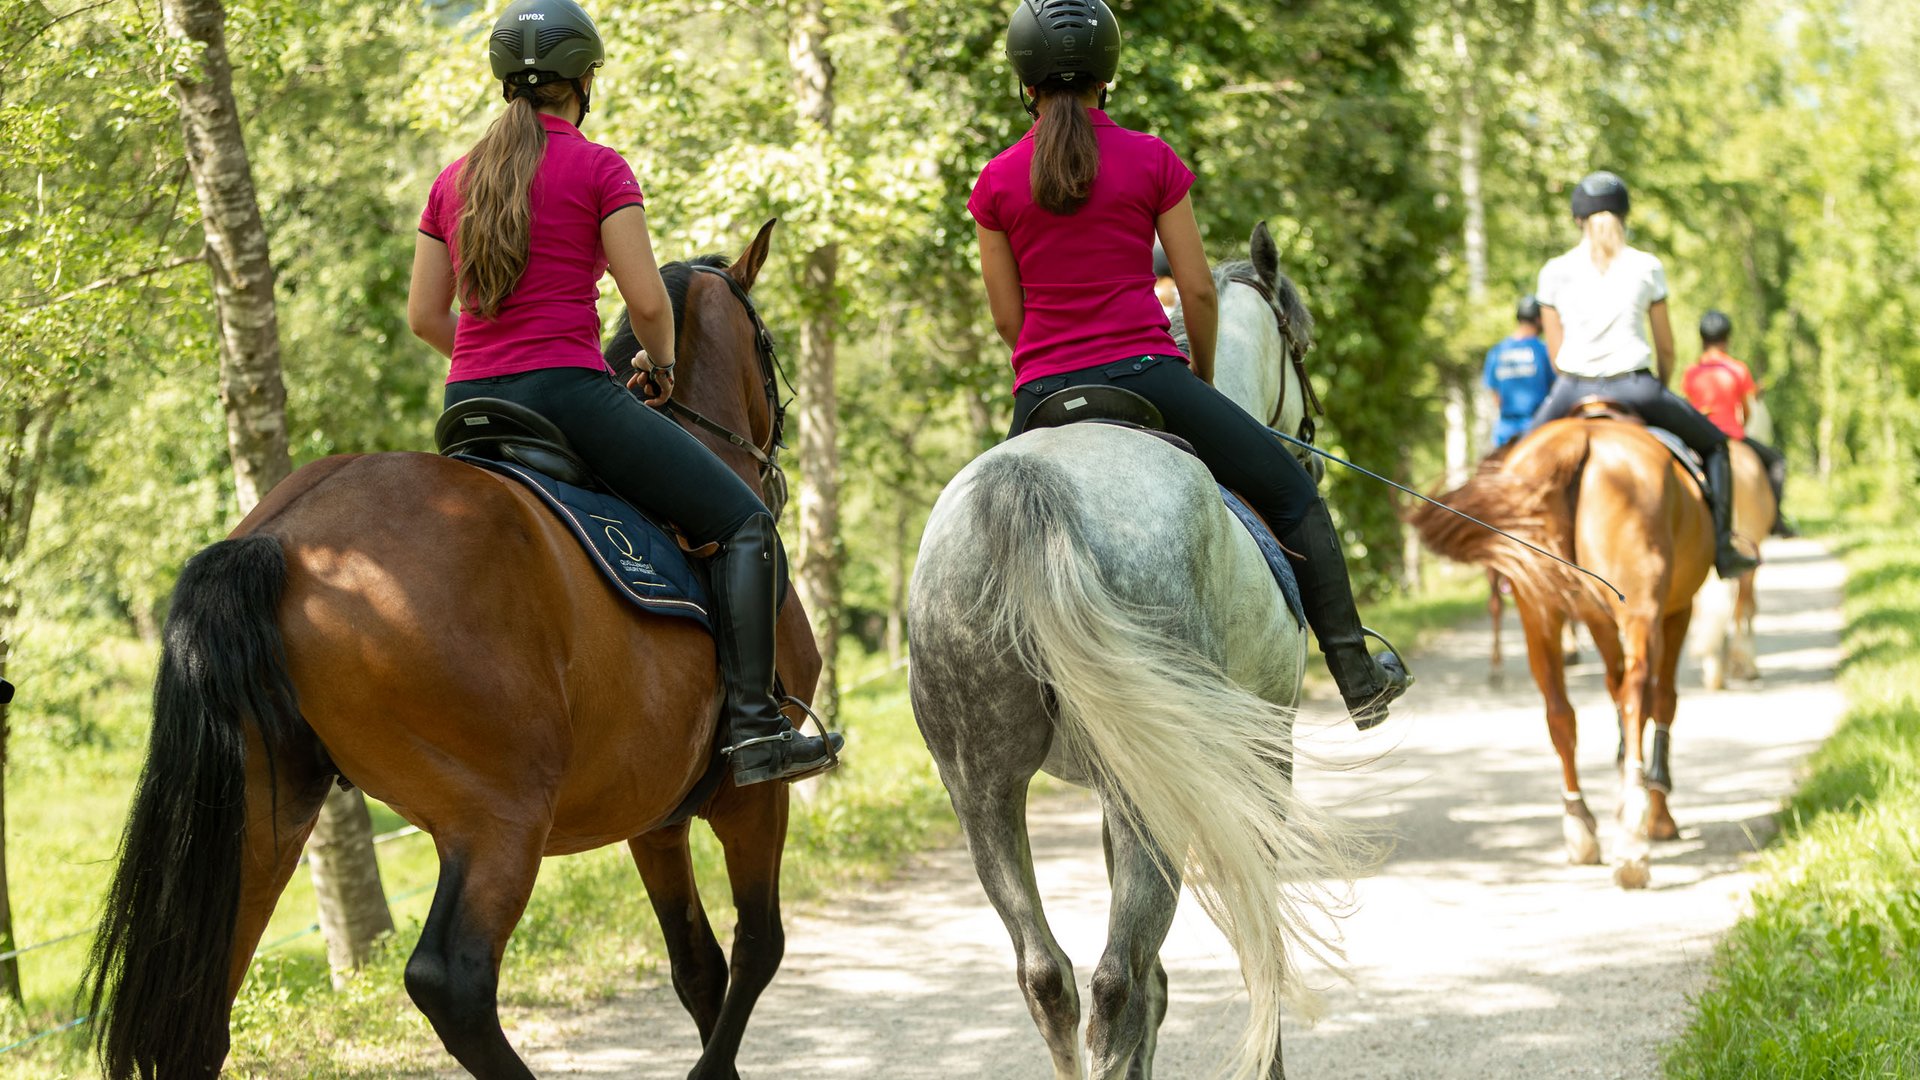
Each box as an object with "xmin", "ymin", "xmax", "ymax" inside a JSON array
[{"xmin": 84, "ymin": 534, "xmax": 307, "ymax": 1079}]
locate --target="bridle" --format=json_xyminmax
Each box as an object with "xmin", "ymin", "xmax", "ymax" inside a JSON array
[
  {"xmin": 1224, "ymin": 268, "xmax": 1323, "ymax": 451},
  {"xmin": 653, "ymin": 264, "xmax": 794, "ymax": 520}
]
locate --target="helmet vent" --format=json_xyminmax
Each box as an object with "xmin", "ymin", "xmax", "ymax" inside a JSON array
[
  {"xmin": 1039, "ymin": 0, "xmax": 1094, "ymax": 27},
  {"xmin": 536, "ymin": 26, "xmax": 582, "ymax": 53},
  {"xmin": 489, "ymin": 26, "xmax": 523, "ymax": 53}
]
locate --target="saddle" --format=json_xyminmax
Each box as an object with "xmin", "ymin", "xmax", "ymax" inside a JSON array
[
  {"xmin": 1567, "ymin": 396, "xmax": 1707, "ymax": 491},
  {"xmin": 435, "ymin": 398, "xmax": 597, "ymax": 489},
  {"xmin": 1017, "ymin": 386, "xmax": 1303, "ymax": 627}
]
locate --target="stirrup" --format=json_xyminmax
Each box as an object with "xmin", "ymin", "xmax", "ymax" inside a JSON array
[
  {"xmin": 778, "ymin": 694, "xmax": 842, "ymax": 778},
  {"xmin": 1352, "ymin": 627, "xmax": 1415, "ymax": 732}
]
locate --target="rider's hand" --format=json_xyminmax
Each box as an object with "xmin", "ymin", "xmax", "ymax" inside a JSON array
[{"xmin": 625, "ymin": 350, "xmax": 675, "ymax": 408}]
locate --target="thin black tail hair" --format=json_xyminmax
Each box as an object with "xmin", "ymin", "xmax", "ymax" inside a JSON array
[{"xmin": 83, "ymin": 535, "xmax": 307, "ymax": 1079}]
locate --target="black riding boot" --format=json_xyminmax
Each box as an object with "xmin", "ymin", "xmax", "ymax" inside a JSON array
[
  {"xmin": 712, "ymin": 513, "xmax": 842, "ymax": 786},
  {"xmin": 1704, "ymin": 447, "xmax": 1760, "ymax": 579},
  {"xmin": 1280, "ymin": 500, "xmax": 1412, "ymax": 730}
]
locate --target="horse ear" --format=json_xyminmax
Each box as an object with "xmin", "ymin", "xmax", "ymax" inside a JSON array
[
  {"xmin": 729, "ymin": 218, "xmax": 778, "ymax": 294},
  {"xmin": 1250, "ymin": 221, "xmax": 1280, "ymax": 287}
]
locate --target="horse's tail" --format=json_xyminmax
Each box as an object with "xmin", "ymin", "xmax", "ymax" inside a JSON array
[
  {"xmin": 1410, "ymin": 421, "xmax": 1598, "ymax": 609},
  {"xmin": 84, "ymin": 534, "xmax": 307, "ymax": 1079},
  {"xmin": 969, "ymin": 451, "xmax": 1363, "ymax": 1080}
]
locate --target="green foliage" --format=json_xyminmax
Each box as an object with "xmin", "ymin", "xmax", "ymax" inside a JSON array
[{"xmin": 1665, "ymin": 521, "xmax": 1920, "ymax": 1079}]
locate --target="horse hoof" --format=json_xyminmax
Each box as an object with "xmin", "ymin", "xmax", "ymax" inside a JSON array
[
  {"xmin": 1563, "ymin": 816, "xmax": 1601, "ymax": 865},
  {"xmin": 1646, "ymin": 816, "xmax": 1680, "ymax": 842},
  {"xmin": 1613, "ymin": 858, "xmax": 1651, "ymax": 890}
]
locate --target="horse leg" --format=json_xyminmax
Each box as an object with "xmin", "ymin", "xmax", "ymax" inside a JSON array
[
  {"xmin": 226, "ymin": 726, "xmax": 333, "ymax": 1001},
  {"xmin": 1517, "ymin": 600, "xmax": 1595, "ymax": 864},
  {"xmin": 629, "ymin": 823, "xmax": 729, "ymax": 1049},
  {"xmin": 1733, "ymin": 570, "xmax": 1760, "ymax": 681},
  {"xmin": 1643, "ymin": 607, "xmax": 1692, "ymax": 842},
  {"xmin": 405, "ymin": 826, "xmax": 549, "ymax": 1078},
  {"xmin": 1087, "ymin": 803, "xmax": 1180, "ymax": 1080},
  {"xmin": 687, "ymin": 781, "xmax": 790, "ymax": 1080},
  {"xmin": 1613, "ymin": 608, "xmax": 1663, "ymax": 889},
  {"xmin": 1488, "ymin": 569, "xmax": 1504, "ymax": 682},
  {"xmin": 957, "ymin": 780, "xmax": 1083, "ymax": 1080}
]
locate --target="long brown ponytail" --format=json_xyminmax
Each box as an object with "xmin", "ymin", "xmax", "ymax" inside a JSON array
[
  {"xmin": 455, "ymin": 82, "xmax": 573, "ymax": 319},
  {"xmin": 1030, "ymin": 81, "xmax": 1100, "ymax": 215}
]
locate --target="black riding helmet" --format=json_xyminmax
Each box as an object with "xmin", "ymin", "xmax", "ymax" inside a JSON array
[
  {"xmin": 1571, "ymin": 171, "xmax": 1630, "ymax": 219},
  {"xmin": 1700, "ymin": 309, "xmax": 1733, "ymax": 345},
  {"xmin": 1006, "ymin": 0, "xmax": 1122, "ymax": 92},
  {"xmin": 488, "ymin": 0, "xmax": 605, "ymax": 123},
  {"xmin": 1516, "ymin": 294, "xmax": 1542, "ymax": 324}
]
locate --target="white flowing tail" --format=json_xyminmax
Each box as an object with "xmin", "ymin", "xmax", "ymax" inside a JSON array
[{"xmin": 969, "ymin": 452, "xmax": 1365, "ymax": 1080}]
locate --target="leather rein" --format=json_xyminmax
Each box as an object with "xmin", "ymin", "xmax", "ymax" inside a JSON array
[
  {"xmin": 655, "ymin": 264, "xmax": 794, "ymax": 518},
  {"xmin": 1225, "ymin": 268, "xmax": 1323, "ymax": 446}
]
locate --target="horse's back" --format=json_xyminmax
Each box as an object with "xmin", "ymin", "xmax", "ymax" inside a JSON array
[{"xmin": 246, "ymin": 452, "xmax": 717, "ymax": 845}]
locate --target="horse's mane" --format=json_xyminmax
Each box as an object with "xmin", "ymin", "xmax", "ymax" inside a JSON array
[
  {"xmin": 603, "ymin": 253, "xmax": 733, "ymax": 377},
  {"xmin": 1171, "ymin": 259, "xmax": 1315, "ymax": 360}
]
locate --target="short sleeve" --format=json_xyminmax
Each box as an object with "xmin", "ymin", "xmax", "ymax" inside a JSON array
[
  {"xmin": 595, "ymin": 149, "xmax": 645, "ymax": 221},
  {"xmin": 967, "ymin": 164, "xmax": 1003, "ymax": 232},
  {"xmin": 1644, "ymin": 255, "xmax": 1669, "ymax": 305},
  {"xmin": 1535, "ymin": 259, "xmax": 1562, "ymax": 308},
  {"xmin": 1155, "ymin": 141, "xmax": 1196, "ymax": 215},
  {"xmin": 418, "ymin": 167, "xmax": 451, "ymax": 242}
]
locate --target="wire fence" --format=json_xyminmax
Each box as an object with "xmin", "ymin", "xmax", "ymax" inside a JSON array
[{"xmin": 0, "ymin": 824, "xmax": 431, "ymax": 1057}]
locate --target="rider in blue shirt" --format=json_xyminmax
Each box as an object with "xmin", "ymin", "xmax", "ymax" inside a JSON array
[{"xmin": 1483, "ymin": 295, "xmax": 1556, "ymax": 447}]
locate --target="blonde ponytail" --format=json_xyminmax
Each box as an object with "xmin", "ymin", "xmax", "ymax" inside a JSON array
[{"xmin": 1583, "ymin": 211, "xmax": 1626, "ymax": 273}]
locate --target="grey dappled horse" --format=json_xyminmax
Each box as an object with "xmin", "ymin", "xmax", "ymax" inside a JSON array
[{"xmin": 909, "ymin": 227, "xmax": 1356, "ymax": 1080}]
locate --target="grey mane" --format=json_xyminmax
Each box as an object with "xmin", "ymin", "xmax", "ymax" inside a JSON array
[{"xmin": 1171, "ymin": 260, "xmax": 1316, "ymax": 358}]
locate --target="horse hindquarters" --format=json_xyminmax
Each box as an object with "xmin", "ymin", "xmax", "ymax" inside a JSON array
[
  {"xmin": 949, "ymin": 444, "xmax": 1353, "ymax": 1080},
  {"xmin": 86, "ymin": 536, "xmax": 329, "ymax": 1079}
]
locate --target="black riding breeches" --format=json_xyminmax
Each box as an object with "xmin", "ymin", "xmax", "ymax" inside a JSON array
[
  {"xmin": 1530, "ymin": 370, "xmax": 1729, "ymax": 459},
  {"xmin": 1008, "ymin": 355, "xmax": 1320, "ymax": 534},
  {"xmin": 446, "ymin": 366, "xmax": 768, "ymax": 546}
]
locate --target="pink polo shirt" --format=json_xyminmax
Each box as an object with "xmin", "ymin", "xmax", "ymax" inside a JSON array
[
  {"xmin": 968, "ymin": 109, "xmax": 1196, "ymax": 388},
  {"xmin": 418, "ymin": 113, "xmax": 645, "ymax": 382}
]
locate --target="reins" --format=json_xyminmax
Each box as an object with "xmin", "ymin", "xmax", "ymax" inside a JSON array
[
  {"xmin": 655, "ymin": 264, "xmax": 794, "ymax": 516},
  {"xmin": 1227, "ymin": 269, "xmax": 1323, "ymax": 437}
]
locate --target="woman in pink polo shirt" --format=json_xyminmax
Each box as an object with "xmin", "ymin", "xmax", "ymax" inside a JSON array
[
  {"xmin": 407, "ymin": 0, "xmax": 839, "ymax": 786},
  {"xmin": 972, "ymin": 0, "xmax": 1410, "ymax": 726}
]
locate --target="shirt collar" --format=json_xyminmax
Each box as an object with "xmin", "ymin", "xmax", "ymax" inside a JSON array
[{"xmin": 539, "ymin": 113, "xmax": 583, "ymax": 138}]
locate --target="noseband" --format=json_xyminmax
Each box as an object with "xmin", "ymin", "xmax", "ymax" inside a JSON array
[
  {"xmin": 1226, "ymin": 269, "xmax": 1323, "ymax": 447},
  {"xmin": 658, "ymin": 265, "xmax": 794, "ymax": 520}
]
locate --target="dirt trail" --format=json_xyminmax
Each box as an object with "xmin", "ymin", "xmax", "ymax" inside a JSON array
[{"xmin": 508, "ymin": 538, "xmax": 1844, "ymax": 1079}]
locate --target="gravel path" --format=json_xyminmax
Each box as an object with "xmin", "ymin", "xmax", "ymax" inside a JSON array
[{"xmin": 508, "ymin": 538, "xmax": 1844, "ymax": 1079}]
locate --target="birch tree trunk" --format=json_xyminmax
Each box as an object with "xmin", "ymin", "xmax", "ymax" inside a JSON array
[
  {"xmin": 0, "ymin": 394, "xmax": 67, "ymax": 1006},
  {"xmin": 789, "ymin": 0, "xmax": 843, "ymax": 720},
  {"xmin": 163, "ymin": 0, "xmax": 392, "ymax": 980}
]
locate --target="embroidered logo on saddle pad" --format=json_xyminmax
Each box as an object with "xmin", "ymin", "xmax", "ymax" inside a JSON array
[{"xmin": 454, "ymin": 454, "xmax": 713, "ymax": 632}]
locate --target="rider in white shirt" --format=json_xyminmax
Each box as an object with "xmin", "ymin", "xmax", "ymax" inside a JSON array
[{"xmin": 1529, "ymin": 171, "xmax": 1759, "ymax": 579}]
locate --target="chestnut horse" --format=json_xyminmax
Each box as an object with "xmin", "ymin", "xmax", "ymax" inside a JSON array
[
  {"xmin": 1411, "ymin": 416, "xmax": 1715, "ymax": 888},
  {"xmin": 85, "ymin": 223, "xmax": 815, "ymax": 1079}
]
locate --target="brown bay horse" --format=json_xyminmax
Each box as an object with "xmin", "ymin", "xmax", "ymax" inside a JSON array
[
  {"xmin": 84, "ymin": 223, "xmax": 813, "ymax": 1078},
  {"xmin": 1411, "ymin": 415, "xmax": 1715, "ymax": 889}
]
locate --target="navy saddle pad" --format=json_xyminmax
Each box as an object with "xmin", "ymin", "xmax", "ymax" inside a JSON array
[
  {"xmin": 1219, "ymin": 487, "xmax": 1306, "ymax": 629},
  {"xmin": 454, "ymin": 454, "xmax": 713, "ymax": 633}
]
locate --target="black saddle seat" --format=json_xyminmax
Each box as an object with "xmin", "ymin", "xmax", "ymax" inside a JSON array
[
  {"xmin": 435, "ymin": 398, "xmax": 597, "ymax": 489},
  {"xmin": 1020, "ymin": 385, "xmax": 1197, "ymax": 456}
]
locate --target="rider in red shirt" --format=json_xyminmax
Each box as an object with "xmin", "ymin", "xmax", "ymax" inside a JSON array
[{"xmin": 1683, "ymin": 310, "xmax": 1791, "ymax": 535}]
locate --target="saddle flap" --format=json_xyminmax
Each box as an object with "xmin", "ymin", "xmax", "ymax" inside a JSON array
[{"xmin": 436, "ymin": 398, "xmax": 596, "ymax": 489}]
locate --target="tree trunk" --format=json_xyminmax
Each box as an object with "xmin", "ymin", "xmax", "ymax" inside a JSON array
[
  {"xmin": 789, "ymin": 0, "xmax": 843, "ymax": 720},
  {"xmin": 163, "ymin": 0, "xmax": 391, "ymax": 980},
  {"xmin": 0, "ymin": 395, "xmax": 65, "ymax": 1007}
]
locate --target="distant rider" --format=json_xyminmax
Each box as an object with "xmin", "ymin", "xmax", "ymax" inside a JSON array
[
  {"xmin": 969, "ymin": 0, "xmax": 1411, "ymax": 726},
  {"xmin": 1528, "ymin": 171, "xmax": 1759, "ymax": 579},
  {"xmin": 1683, "ymin": 310, "xmax": 1793, "ymax": 536},
  {"xmin": 1483, "ymin": 295, "xmax": 1556, "ymax": 448}
]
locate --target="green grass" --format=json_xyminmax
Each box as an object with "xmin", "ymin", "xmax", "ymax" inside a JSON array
[
  {"xmin": 0, "ymin": 569, "xmax": 1482, "ymax": 1077},
  {"xmin": 1665, "ymin": 517, "xmax": 1920, "ymax": 1079}
]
